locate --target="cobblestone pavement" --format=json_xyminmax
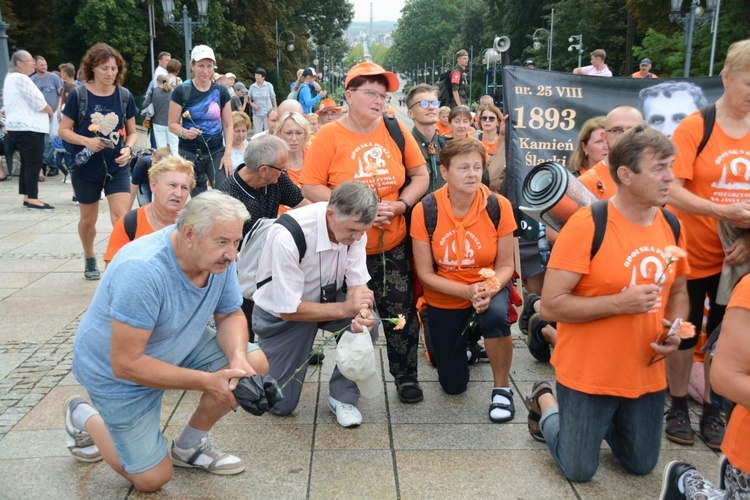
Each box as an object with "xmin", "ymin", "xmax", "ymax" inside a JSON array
[{"xmin": 0, "ymin": 131, "xmax": 720, "ymax": 498}]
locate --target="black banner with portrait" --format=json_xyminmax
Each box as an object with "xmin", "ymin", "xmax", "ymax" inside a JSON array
[{"xmin": 500, "ymin": 66, "xmax": 724, "ymax": 239}]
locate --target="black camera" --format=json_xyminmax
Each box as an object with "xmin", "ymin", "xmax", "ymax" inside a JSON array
[{"xmin": 320, "ymin": 283, "xmax": 337, "ymax": 304}]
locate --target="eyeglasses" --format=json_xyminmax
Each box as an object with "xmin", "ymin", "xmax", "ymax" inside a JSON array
[
  {"xmin": 264, "ymin": 164, "xmax": 287, "ymax": 174},
  {"xmin": 410, "ymin": 100, "xmax": 440, "ymax": 110},
  {"xmin": 352, "ymin": 89, "xmax": 388, "ymax": 102},
  {"xmin": 605, "ymin": 127, "xmax": 626, "ymax": 136},
  {"xmin": 481, "ymin": 115, "xmax": 497, "ymax": 122}
]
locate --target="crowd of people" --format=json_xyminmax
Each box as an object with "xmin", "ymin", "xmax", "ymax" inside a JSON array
[{"xmin": 3, "ymin": 38, "xmax": 747, "ymax": 497}]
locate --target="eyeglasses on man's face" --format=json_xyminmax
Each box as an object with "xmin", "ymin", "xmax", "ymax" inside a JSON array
[
  {"xmin": 264, "ymin": 164, "xmax": 287, "ymax": 174},
  {"xmin": 410, "ymin": 100, "xmax": 440, "ymax": 110}
]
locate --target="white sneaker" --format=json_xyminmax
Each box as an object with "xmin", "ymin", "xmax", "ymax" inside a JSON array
[
  {"xmin": 170, "ymin": 436, "xmax": 245, "ymax": 475},
  {"xmin": 63, "ymin": 396, "xmax": 102, "ymax": 463},
  {"xmin": 328, "ymin": 396, "xmax": 362, "ymax": 428}
]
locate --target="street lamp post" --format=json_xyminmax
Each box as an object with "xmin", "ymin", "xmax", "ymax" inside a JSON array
[
  {"xmin": 161, "ymin": 1, "xmax": 209, "ymax": 80},
  {"xmin": 0, "ymin": 7, "xmax": 11, "ymax": 89},
  {"xmin": 568, "ymin": 34, "xmax": 583, "ymax": 68},
  {"xmin": 670, "ymin": 0, "xmax": 717, "ymax": 77},
  {"xmin": 532, "ymin": 29, "xmax": 551, "ymax": 71},
  {"xmin": 275, "ymin": 20, "xmax": 295, "ymax": 84}
]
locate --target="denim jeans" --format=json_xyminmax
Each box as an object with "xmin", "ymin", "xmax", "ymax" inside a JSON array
[{"xmin": 539, "ymin": 382, "xmax": 666, "ymax": 482}]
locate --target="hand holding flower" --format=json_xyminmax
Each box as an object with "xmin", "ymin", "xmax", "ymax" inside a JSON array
[
  {"xmin": 617, "ymin": 283, "xmax": 661, "ymax": 314},
  {"xmin": 648, "ymin": 318, "xmax": 696, "ymax": 366}
]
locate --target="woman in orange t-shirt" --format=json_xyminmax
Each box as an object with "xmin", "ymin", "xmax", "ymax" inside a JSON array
[
  {"xmin": 273, "ymin": 111, "xmax": 309, "ymax": 188},
  {"xmin": 568, "ymin": 116, "xmax": 607, "ymax": 178},
  {"xmin": 475, "ymin": 104, "xmax": 507, "ymax": 191},
  {"xmin": 411, "ymin": 138, "xmax": 517, "ymax": 423},
  {"xmin": 299, "ymin": 62, "xmax": 430, "ymax": 404},
  {"xmin": 660, "ymin": 272, "xmax": 750, "ymax": 497}
]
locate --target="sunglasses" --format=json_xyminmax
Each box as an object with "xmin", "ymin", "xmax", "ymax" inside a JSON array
[
  {"xmin": 481, "ymin": 115, "xmax": 497, "ymax": 122},
  {"xmin": 410, "ymin": 100, "xmax": 441, "ymax": 110}
]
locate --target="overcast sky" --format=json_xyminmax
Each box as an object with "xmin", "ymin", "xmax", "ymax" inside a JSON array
[{"xmin": 351, "ymin": 0, "xmax": 406, "ymax": 22}]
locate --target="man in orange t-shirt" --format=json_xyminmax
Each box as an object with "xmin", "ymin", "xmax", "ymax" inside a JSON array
[
  {"xmin": 578, "ymin": 105, "xmax": 644, "ymax": 200},
  {"xmin": 659, "ymin": 271, "xmax": 750, "ymax": 498},
  {"xmin": 300, "ymin": 62, "xmax": 430, "ymax": 405},
  {"xmin": 663, "ymin": 41, "xmax": 750, "ymax": 452},
  {"xmin": 527, "ymin": 125, "xmax": 689, "ymax": 482}
]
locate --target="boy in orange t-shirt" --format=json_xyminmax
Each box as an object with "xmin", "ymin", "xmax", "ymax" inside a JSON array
[{"xmin": 526, "ymin": 125, "xmax": 689, "ymax": 482}]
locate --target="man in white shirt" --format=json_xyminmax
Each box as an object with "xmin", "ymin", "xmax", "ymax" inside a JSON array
[
  {"xmin": 252, "ymin": 182, "xmax": 379, "ymax": 427},
  {"xmin": 153, "ymin": 52, "xmax": 171, "ymax": 82},
  {"xmin": 573, "ymin": 49, "xmax": 613, "ymax": 77}
]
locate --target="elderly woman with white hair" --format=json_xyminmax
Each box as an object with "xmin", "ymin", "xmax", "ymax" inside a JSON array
[{"xmin": 2, "ymin": 50, "xmax": 54, "ymax": 209}]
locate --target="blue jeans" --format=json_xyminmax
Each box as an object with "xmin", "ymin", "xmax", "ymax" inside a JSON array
[{"xmin": 540, "ymin": 382, "xmax": 666, "ymax": 482}]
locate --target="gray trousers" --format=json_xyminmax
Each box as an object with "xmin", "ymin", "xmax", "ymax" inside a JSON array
[{"xmin": 253, "ymin": 305, "xmax": 379, "ymax": 416}]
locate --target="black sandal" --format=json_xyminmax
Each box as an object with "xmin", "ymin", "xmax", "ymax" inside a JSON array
[
  {"xmin": 395, "ymin": 376, "xmax": 424, "ymax": 404},
  {"xmin": 525, "ymin": 381, "xmax": 553, "ymax": 442},
  {"xmin": 489, "ymin": 388, "xmax": 515, "ymax": 423}
]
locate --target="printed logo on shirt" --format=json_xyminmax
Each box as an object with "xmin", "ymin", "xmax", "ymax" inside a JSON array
[
  {"xmin": 710, "ymin": 150, "xmax": 750, "ymax": 202},
  {"xmin": 436, "ymin": 228, "xmax": 484, "ymax": 270},
  {"xmin": 90, "ymin": 111, "xmax": 122, "ymax": 145},
  {"xmin": 352, "ymin": 143, "xmax": 400, "ymax": 190},
  {"xmin": 623, "ymin": 246, "xmax": 675, "ymax": 312}
]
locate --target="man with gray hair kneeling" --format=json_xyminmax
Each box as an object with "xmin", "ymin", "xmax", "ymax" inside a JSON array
[
  {"xmin": 65, "ymin": 191, "xmax": 269, "ymax": 492},
  {"xmin": 252, "ymin": 181, "xmax": 380, "ymax": 427}
]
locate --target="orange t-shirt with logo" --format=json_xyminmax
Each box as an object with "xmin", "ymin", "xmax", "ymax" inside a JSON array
[
  {"xmin": 299, "ymin": 119, "xmax": 426, "ymax": 254},
  {"xmin": 549, "ymin": 201, "xmax": 689, "ymax": 397},
  {"xmin": 721, "ymin": 274, "xmax": 750, "ymax": 474},
  {"xmin": 411, "ymin": 188, "xmax": 516, "ymax": 309},
  {"xmin": 578, "ymin": 160, "xmax": 616, "ymax": 200},
  {"xmin": 669, "ymin": 111, "xmax": 750, "ymax": 279},
  {"xmin": 104, "ymin": 205, "xmax": 155, "ymax": 262}
]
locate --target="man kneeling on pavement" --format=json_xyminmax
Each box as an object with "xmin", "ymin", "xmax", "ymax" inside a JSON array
[
  {"xmin": 65, "ymin": 191, "xmax": 268, "ymax": 492},
  {"xmin": 527, "ymin": 124, "xmax": 690, "ymax": 482},
  {"xmin": 252, "ymin": 181, "xmax": 381, "ymax": 427}
]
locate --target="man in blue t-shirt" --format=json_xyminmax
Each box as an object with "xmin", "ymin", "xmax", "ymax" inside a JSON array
[
  {"xmin": 30, "ymin": 55, "xmax": 64, "ymax": 175},
  {"xmin": 64, "ymin": 191, "xmax": 269, "ymax": 492}
]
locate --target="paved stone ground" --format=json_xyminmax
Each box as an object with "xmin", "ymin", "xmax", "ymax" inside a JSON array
[{"xmin": 0, "ymin": 128, "xmax": 719, "ymax": 498}]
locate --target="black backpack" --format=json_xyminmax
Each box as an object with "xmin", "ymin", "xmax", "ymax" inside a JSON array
[
  {"xmin": 589, "ymin": 199, "xmax": 681, "ymax": 259},
  {"xmin": 437, "ymin": 70, "xmax": 452, "ymax": 107}
]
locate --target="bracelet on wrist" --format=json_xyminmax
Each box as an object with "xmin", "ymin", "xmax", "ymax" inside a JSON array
[{"xmin": 398, "ymin": 198, "xmax": 410, "ymax": 212}]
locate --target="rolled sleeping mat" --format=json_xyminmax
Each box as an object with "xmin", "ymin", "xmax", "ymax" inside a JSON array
[{"xmin": 519, "ymin": 161, "xmax": 596, "ymax": 232}]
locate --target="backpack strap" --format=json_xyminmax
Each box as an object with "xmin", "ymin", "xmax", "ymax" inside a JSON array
[
  {"xmin": 590, "ymin": 200, "xmax": 681, "ymax": 259},
  {"xmin": 74, "ymin": 85, "xmax": 88, "ymax": 130},
  {"xmin": 255, "ymin": 214, "xmax": 307, "ymax": 290},
  {"xmin": 182, "ymin": 80, "xmax": 192, "ymax": 106},
  {"xmin": 422, "ymin": 193, "xmax": 438, "ymax": 241},
  {"xmin": 276, "ymin": 213, "xmax": 307, "ymax": 262},
  {"xmin": 486, "ymin": 192, "xmax": 500, "ymax": 230},
  {"xmin": 590, "ymin": 199, "xmax": 608, "ymax": 260},
  {"xmin": 384, "ymin": 116, "xmax": 405, "ymax": 162},
  {"xmin": 660, "ymin": 207, "xmax": 681, "ymax": 244},
  {"xmin": 118, "ymin": 86, "xmax": 132, "ymax": 125},
  {"xmin": 123, "ymin": 208, "xmax": 139, "ymax": 242},
  {"xmin": 697, "ymin": 103, "xmax": 716, "ymax": 158}
]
